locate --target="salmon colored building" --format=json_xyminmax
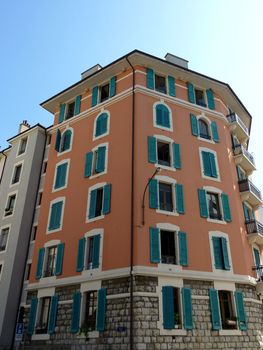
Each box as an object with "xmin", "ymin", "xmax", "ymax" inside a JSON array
[{"xmin": 19, "ymin": 50, "xmax": 263, "ymax": 349}]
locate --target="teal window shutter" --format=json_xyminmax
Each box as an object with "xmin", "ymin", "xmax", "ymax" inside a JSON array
[
  {"xmin": 88, "ymin": 189, "xmax": 97, "ymax": 219},
  {"xmin": 202, "ymin": 151, "xmax": 217, "ymax": 178},
  {"xmin": 149, "ymin": 179, "xmax": 158, "ymax": 209},
  {"xmin": 212, "ymin": 237, "xmax": 224, "ymax": 269},
  {"xmin": 209, "ymin": 153, "xmax": 218, "ymax": 178},
  {"xmin": 61, "ymin": 130, "xmax": 72, "ymax": 151},
  {"xmin": 48, "ymin": 201, "xmax": 63, "ymax": 230},
  {"xmin": 211, "ymin": 121, "xmax": 219, "ymax": 142},
  {"xmin": 96, "ymin": 146, "xmax": 106, "ymax": 173},
  {"xmin": 198, "ymin": 189, "xmax": 208, "ymax": 218},
  {"xmin": 187, "ymin": 82, "xmax": 195, "ymax": 103},
  {"xmin": 156, "ymin": 104, "xmax": 170, "ymax": 128},
  {"xmin": 162, "ymin": 286, "xmax": 174, "ymax": 329},
  {"xmin": 190, "ymin": 114, "xmax": 198, "ymax": 136},
  {"xmin": 253, "ymin": 248, "xmax": 261, "ymax": 268},
  {"xmin": 35, "ymin": 247, "xmax": 45, "ymax": 279},
  {"xmin": 70, "ymin": 292, "xmax": 81, "ymax": 333},
  {"xmin": 176, "ymin": 184, "xmax": 185, "ymax": 214},
  {"xmin": 27, "ymin": 297, "xmax": 38, "ymax": 335},
  {"xmin": 54, "ymin": 243, "xmax": 64, "ymax": 276},
  {"xmin": 206, "ymin": 89, "xmax": 215, "ymax": 110},
  {"xmin": 243, "ymin": 203, "xmax": 250, "ymax": 222},
  {"xmin": 209, "ymin": 289, "xmax": 221, "ymax": 330},
  {"xmin": 173, "ymin": 143, "xmax": 181, "ymax": 169},
  {"xmin": 182, "ymin": 287, "xmax": 193, "ymax": 330},
  {"xmin": 54, "ymin": 163, "xmax": 68, "ymax": 189},
  {"xmin": 58, "ymin": 104, "xmax": 66, "ymax": 124},
  {"xmin": 48, "ymin": 295, "xmax": 58, "ymax": 334},
  {"xmin": 74, "ymin": 95, "xmax": 81, "ymax": 115},
  {"xmin": 148, "ymin": 136, "xmax": 157, "ymax": 164},
  {"xmin": 235, "ymin": 291, "xmax": 247, "ymax": 331},
  {"xmin": 146, "ymin": 68, "xmax": 154, "ymax": 89},
  {"xmin": 96, "ymin": 288, "xmax": 106, "ymax": 331},
  {"xmin": 149, "ymin": 227, "xmax": 160, "ymax": 263},
  {"xmin": 221, "ymin": 237, "xmax": 231, "ymax": 270},
  {"xmin": 95, "ymin": 113, "xmax": 108, "ymax": 137},
  {"xmin": 55, "ymin": 130, "xmax": 61, "ymax": 152},
  {"xmin": 92, "ymin": 234, "xmax": 101, "ymax": 268},
  {"xmin": 76, "ymin": 238, "xmax": 85, "ymax": 272},
  {"xmin": 84, "ymin": 152, "xmax": 93, "ymax": 177},
  {"xmin": 109, "ymin": 76, "xmax": 116, "ymax": 97},
  {"xmin": 92, "ymin": 86, "xmax": 98, "ymax": 107},
  {"xmin": 102, "ymin": 184, "xmax": 111, "ymax": 215},
  {"xmin": 221, "ymin": 193, "xmax": 232, "ymax": 222},
  {"xmin": 178, "ymin": 231, "xmax": 188, "ymax": 266},
  {"xmin": 168, "ymin": 76, "xmax": 176, "ymax": 97}
]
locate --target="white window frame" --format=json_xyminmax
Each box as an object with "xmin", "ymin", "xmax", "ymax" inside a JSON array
[
  {"xmin": 203, "ymin": 186, "xmax": 226, "ymax": 225},
  {"xmin": 194, "ymin": 85, "xmax": 207, "ymax": 108},
  {"xmin": 16, "ymin": 136, "xmax": 28, "ymax": 157},
  {"xmin": 93, "ymin": 110, "xmax": 110, "ymax": 141},
  {"xmin": 52, "ymin": 159, "xmax": 70, "ymax": 192},
  {"xmin": 209, "ymin": 231, "xmax": 233, "ymax": 274},
  {"xmin": 10, "ymin": 160, "xmax": 24, "ymax": 187},
  {"xmin": 64, "ymin": 100, "xmax": 76, "ymax": 121},
  {"xmin": 199, "ymin": 147, "xmax": 221, "ymax": 182},
  {"xmin": 86, "ymin": 182, "xmax": 106, "ymax": 223},
  {"xmin": 0, "ymin": 224, "xmax": 10, "ymax": 254},
  {"xmin": 99, "ymin": 81, "xmax": 110, "ymax": 104},
  {"xmin": 24, "ymin": 260, "xmax": 32, "ymax": 281},
  {"xmin": 81, "ymin": 229, "xmax": 104, "ymax": 276},
  {"xmin": 39, "ymin": 240, "xmax": 61, "ymax": 283},
  {"xmin": 154, "ymin": 175, "xmax": 178, "ymax": 217},
  {"xmin": 252, "ymin": 244, "xmax": 262, "ymax": 280},
  {"xmin": 153, "ymin": 100, "xmax": 173, "ymax": 132},
  {"xmin": 196, "ymin": 113, "xmax": 215, "ymax": 144},
  {"xmin": 57, "ymin": 127, "xmax": 74, "ymax": 156},
  {"xmin": 154, "ymin": 73, "xmax": 168, "ymax": 95},
  {"xmin": 3, "ymin": 190, "xmax": 18, "ymax": 219},
  {"xmin": 89, "ymin": 143, "xmax": 109, "ymax": 179},
  {"xmin": 46, "ymin": 197, "xmax": 65, "ymax": 234},
  {"xmin": 153, "ymin": 134, "xmax": 176, "ymax": 172}
]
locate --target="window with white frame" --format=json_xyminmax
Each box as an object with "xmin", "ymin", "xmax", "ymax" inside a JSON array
[
  {"xmin": 0, "ymin": 227, "xmax": 9, "ymax": 251},
  {"xmin": 211, "ymin": 236, "xmax": 231, "ymax": 270},
  {"xmin": 44, "ymin": 246, "xmax": 57, "ymax": 277},
  {"xmin": 200, "ymin": 148, "xmax": 219, "ymax": 179},
  {"xmin": 53, "ymin": 160, "xmax": 69, "ymax": 190},
  {"xmin": 91, "ymin": 76, "xmax": 116, "ymax": 107},
  {"xmin": 190, "ymin": 114, "xmax": 219, "ymax": 142},
  {"xmin": 47, "ymin": 199, "xmax": 65, "ymax": 232},
  {"xmin": 84, "ymin": 145, "xmax": 107, "ymax": 178},
  {"xmin": 94, "ymin": 113, "xmax": 109, "ymax": 139},
  {"xmin": 87, "ymin": 184, "xmax": 111, "ymax": 221},
  {"xmin": 55, "ymin": 128, "xmax": 73, "ymax": 154},
  {"xmin": 218, "ymin": 291, "xmax": 237, "ymax": 329},
  {"xmin": 35, "ymin": 297, "xmax": 51, "ymax": 334},
  {"xmin": 4, "ymin": 194, "xmax": 16, "ymax": 216},
  {"xmin": 35, "ymin": 241, "xmax": 64, "ymax": 279},
  {"xmin": 82, "ymin": 291, "xmax": 98, "ymax": 332},
  {"xmin": 253, "ymin": 247, "xmax": 262, "ymax": 280},
  {"xmin": 154, "ymin": 103, "xmax": 172, "ymax": 130},
  {"xmin": 18, "ymin": 137, "xmax": 27, "ymax": 155},
  {"xmin": 11, "ymin": 163, "xmax": 22, "ymax": 184},
  {"xmin": 198, "ymin": 119, "xmax": 210, "ymax": 140}
]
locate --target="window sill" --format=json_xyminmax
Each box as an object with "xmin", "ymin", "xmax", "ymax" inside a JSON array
[
  {"xmin": 81, "ymin": 268, "xmax": 101, "ymax": 278},
  {"xmin": 157, "ymin": 263, "xmax": 182, "ymax": 273},
  {"xmin": 202, "ymin": 174, "xmax": 221, "ymax": 182},
  {"xmin": 197, "ymin": 136, "xmax": 215, "ymax": 144},
  {"xmin": 89, "ymin": 171, "xmax": 107, "ymax": 180},
  {"xmin": 207, "ymin": 218, "xmax": 226, "ymax": 225},
  {"xmin": 57, "ymin": 149, "xmax": 72, "ymax": 157},
  {"xmin": 153, "ymin": 124, "xmax": 173, "ymax": 132},
  {"xmin": 39, "ymin": 276, "xmax": 56, "ymax": 284},
  {"xmin": 86, "ymin": 215, "xmax": 105, "ymax": 223},
  {"xmin": 78, "ymin": 331, "xmax": 99, "ymax": 339},
  {"xmin": 156, "ymin": 209, "xmax": 178, "ymax": 217},
  {"xmin": 52, "ymin": 185, "xmax": 67, "ymax": 193},
  {"xmin": 46, "ymin": 227, "xmax": 62, "ymax": 234},
  {"xmin": 155, "ymin": 163, "xmax": 176, "ymax": 172},
  {"xmin": 93, "ymin": 132, "xmax": 109, "ymax": 142},
  {"xmin": 31, "ymin": 333, "xmax": 50, "ymax": 341},
  {"xmin": 219, "ymin": 330, "xmax": 241, "ymax": 336},
  {"xmin": 158, "ymin": 325, "xmax": 187, "ymax": 336}
]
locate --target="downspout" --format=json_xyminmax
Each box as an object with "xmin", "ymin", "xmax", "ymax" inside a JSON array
[
  {"xmin": 125, "ymin": 56, "xmax": 135, "ymax": 350},
  {"xmin": 0, "ymin": 150, "xmax": 8, "ymax": 184}
]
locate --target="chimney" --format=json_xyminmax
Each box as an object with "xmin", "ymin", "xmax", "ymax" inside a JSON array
[
  {"xmin": 19, "ymin": 120, "xmax": 30, "ymax": 133},
  {"xmin": 165, "ymin": 53, "xmax": 188, "ymax": 69},
  {"xmin": 81, "ymin": 64, "xmax": 102, "ymax": 80}
]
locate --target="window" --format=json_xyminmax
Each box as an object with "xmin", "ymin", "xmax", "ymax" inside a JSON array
[
  {"xmin": 48, "ymin": 200, "xmax": 64, "ymax": 232},
  {"xmin": 155, "ymin": 74, "xmax": 167, "ymax": 94},
  {"xmin": 42, "ymin": 161, "xmax": 47, "ymax": 174},
  {"xmin": 195, "ymin": 88, "xmax": 206, "ymax": 107},
  {"xmin": 91, "ymin": 76, "xmax": 116, "ymax": 107},
  {"xmin": 12, "ymin": 164, "xmax": 22, "ymax": 184},
  {"xmin": 94, "ymin": 113, "xmax": 109, "ymax": 138},
  {"xmin": 35, "ymin": 297, "xmax": 51, "ymax": 334},
  {"xmin": 190, "ymin": 114, "xmax": 219, "ymax": 142},
  {"xmin": 207, "ymin": 192, "xmax": 221, "ymax": 220},
  {"xmin": 212, "ymin": 236, "xmax": 230, "ymax": 270},
  {"xmin": 236, "ymin": 165, "xmax": 247, "ymax": 181},
  {"xmin": 87, "ymin": 184, "xmax": 111, "ymax": 220},
  {"xmin": 44, "ymin": 246, "xmax": 57, "ymax": 277},
  {"xmin": 161, "ymin": 230, "xmax": 176, "ymax": 264},
  {"xmin": 243, "ymin": 203, "xmax": 254, "ymax": 223},
  {"xmin": 46, "ymin": 134, "xmax": 51, "ymax": 145},
  {"xmin": 58, "ymin": 96, "xmax": 81, "ymax": 123},
  {"xmin": 25, "ymin": 263, "xmax": 31, "ymax": 280},
  {"xmin": 84, "ymin": 145, "xmax": 107, "ymax": 177},
  {"xmin": 157, "ymin": 142, "xmax": 170, "ymax": 167},
  {"xmin": 18, "ymin": 137, "xmax": 27, "ymax": 155},
  {"xmin": 148, "ymin": 136, "xmax": 181, "ymax": 169},
  {"xmin": 65, "ymin": 101, "xmax": 75, "ymax": 120},
  {"xmin": 159, "ymin": 183, "xmax": 173, "ymax": 212},
  {"xmin": 82, "ymin": 291, "xmax": 98, "ymax": 332},
  {"xmin": 0, "ymin": 227, "xmax": 9, "ymax": 251},
  {"xmin": 0, "ymin": 264, "xmax": 3, "ymax": 278},
  {"xmin": 198, "ymin": 189, "xmax": 231, "ymax": 222},
  {"xmin": 200, "ymin": 150, "xmax": 219, "ymax": 179},
  {"xmin": 37, "ymin": 192, "xmax": 43, "ymax": 206},
  {"xmin": 218, "ymin": 291, "xmax": 236, "ymax": 329},
  {"xmin": 146, "ymin": 69, "xmax": 175, "ymax": 97},
  {"xmin": 76, "ymin": 234, "xmax": 101, "ymax": 272},
  {"xmin": 31, "ymin": 226, "xmax": 37, "ymax": 241},
  {"xmin": 198, "ymin": 119, "xmax": 210, "ymax": 139},
  {"xmin": 4, "ymin": 194, "xmax": 16, "ymax": 216},
  {"xmin": 55, "ymin": 129, "xmax": 73, "ymax": 154},
  {"xmin": 253, "ymin": 247, "xmax": 262, "ymax": 280},
  {"xmin": 154, "ymin": 104, "xmax": 171, "ymax": 129},
  {"xmin": 36, "ymin": 243, "xmax": 64, "ymax": 279},
  {"xmin": 100, "ymin": 83, "xmax": 110, "ymax": 102},
  {"xmin": 54, "ymin": 161, "xmax": 69, "ymax": 190}
]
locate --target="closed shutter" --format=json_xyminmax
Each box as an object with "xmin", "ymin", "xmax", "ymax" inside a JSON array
[
  {"xmin": 55, "ymin": 130, "xmax": 61, "ymax": 152},
  {"xmin": 92, "ymin": 86, "xmax": 98, "ymax": 107},
  {"xmin": 149, "ymin": 179, "xmax": 158, "ymax": 209},
  {"xmin": 96, "ymin": 288, "xmax": 106, "ymax": 331},
  {"xmin": 206, "ymin": 89, "xmax": 215, "ymax": 110},
  {"xmin": 221, "ymin": 193, "xmax": 232, "ymax": 222},
  {"xmin": 243, "ymin": 203, "xmax": 250, "ymax": 222},
  {"xmin": 221, "ymin": 237, "xmax": 230, "ymax": 270},
  {"xmin": 190, "ymin": 114, "xmax": 198, "ymax": 136},
  {"xmin": 76, "ymin": 238, "xmax": 85, "ymax": 272},
  {"xmin": 202, "ymin": 151, "xmax": 212, "ymax": 176},
  {"xmin": 209, "ymin": 289, "xmax": 221, "ymax": 330},
  {"xmin": 168, "ymin": 76, "xmax": 176, "ymax": 97},
  {"xmin": 235, "ymin": 291, "xmax": 247, "ymax": 331},
  {"xmin": 48, "ymin": 295, "xmax": 58, "ymax": 334},
  {"xmin": 96, "ymin": 113, "xmax": 108, "ymax": 137},
  {"xmin": 48, "ymin": 201, "xmax": 63, "ymax": 230},
  {"xmin": 70, "ymin": 292, "xmax": 81, "ymax": 333},
  {"xmin": 92, "ymin": 234, "xmax": 101, "ymax": 268},
  {"xmin": 62, "ymin": 130, "xmax": 72, "ymax": 151},
  {"xmin": 74, "ymin": 95, "xmax": 81, "ymax": 115},
  {"xmin": 176, "ymin": 184, "xmax": 185, "ymax": 214},
  {"xmin": 35, "ymin": 247, "xmax": 45, "ymax": 279},
  {"xmin": 96, "ymin": 146, "xmax": 106, "ymax": 173},
  {"xmin": 146, "ymin": 68, "xmax": 154, "ymax": 89},
  {"xmin": 173, "ymin": 143, "xmax": 181, "ymax": 169},
  {"xmin": 212, "ymin": 237, "xmax": 224, "ymax": 269},
  {"xmin": 102, "ymin": 184, "xmax": 111, "ymax": 215},
  {"xmin": 198, "ymin": 189, "xmax": 208, "ymax": 218},
  {"xmin": 162, "ymin": 286, "xmax": 174, "ymax": 329},
  {"xmin": 253, "ymin": 248, "xmax": 261, "ymax": 268},
  {"xmin": 55, "ymin": 163, "xmax": 67, "ymax": 189},
  {"xmin": 109, "ymin": 76, "xmax": 116, "ymax": 97},
  {"xmin": 58, "ymin": 104, "xmax": 66, "ymax": 124},
  {"xmin": 211, "ymin": 121, "xmax": 219, "ymax": 142},
  {"xmin": 88, "ymin": 189, "xmax": 97, "ymax": 219},
  {"xmin": 54, "ymin": 243, "xmax": 64, "ymax": 276},
  {"xmin": 84, "ymin": 152, "xmax": 93, "ymax": 177},
  {"xmin": 187, "ymin": 82, "xmax": 195, "ymax": 103},
  {"xmin": 149, "ymin": 227, "xmax": 160, "ymax": 263},
  {"xmin": 148, "ymin": 136, "xmax": 157, "ymax": 164},
  {"xmin": 27, "ymin": 297, "xmax": 38, "ymax": 335},
  {"xmin": 156, "ymin": 104, "xmax": 170, "ymax": 128},
  {"xmin": 181, "ymin": 287, "xmax": 193, "ymax": 329},
  {"xmin": 209, "ymin": 153, "xmax": 218, "ymax": 178},
  {"xmin": 178, "ymin": 231, "xmax": 188, "ymax": 266}
]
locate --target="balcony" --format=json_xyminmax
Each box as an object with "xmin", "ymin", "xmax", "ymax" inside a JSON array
[
  {"xmin": 238, "ymin": 179, "xmax": 263, "ymax": 208},
  {"xmin": 252, "ymin": 266, "xmax": 263, "ymax": 297},
  {"xmin": 246, "ymin": 220, "xmax": 263, "ymax": 245},
  {"xmin": 233, "ymin": 144, "xmax": 256, "ymax": 174},
  {"xmin": 227, "ymin": 112, "xmax": 249, "ymax": 142}
]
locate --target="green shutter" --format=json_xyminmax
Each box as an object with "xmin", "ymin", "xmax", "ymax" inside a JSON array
[
  {"xmin": 253, "ymin": 248, "xmax": 261, "ymax": 268},
  {"xmin": 48, "ymin": 295, "xmax": 58, "ymax": 334},
  {"xmin": 209, "ymin": 289, "xmax": 221, "ymax": 330},
  {"xmin": 103, "ymin": 184, "xmax": 111, "ymax": 215},
  {"xmin": 206, "ymin": 89, "xmax": 215, "ymax": 110},
  {"xmin": 211, "ymin": 121, "xmax": 219, "ymax": 142},
  {"xmin": 92, "ymin": 234, "xmax": 101, "ymax": 269},
  {"xmin": 212, "ymin": 237, "xmax": 224, "ymax": 269},
  {"xmin": 198, "ymin": 189, "xmax": 208, "ymax": 218},
  {"xmin": 235, "ymin": 291, "xmax": 247, "ymax": 331},
  {"xmin": 58, "ymin": 104, "xmax": 66, "ymax": 124},
  {"xmin": 149, "ymin": 227, "xmax": 160, "ymax": 263},
  {"xmin": 96, "ymin": 146, "xmax": 106, "ymax": 173},
  {"xmin": 148, "ymin": 136, "xmax": 157, "ymax": 164},
  {"xmin": 109, "ymin": 76, "xmax": 116, "ymax": 97},
  {"xmin": 221, "ymin": 193, "xmax": 232, "ymax": 222},
  {"xmin": 95, "ymin": 113, "xmax": 108, "ymax": 137},
  {"xmin": 173, "ymin": 143, "xmax": 181, "ymax": 169},
  {"xmin": 27, "ymin": 297, "xmax": 38, "ymax": 335},
  {"xmin": 147, "ymin": 68, "xmax": 154, "ymax": 89},
  {"xmin": 221, "ymin": 237, "xmax": 230, "ymax": 270},
  {"xmin": 55, "ymin": 243, "xmax": 64, "ymax": 276},
  {"xmin": 149, "ymin": 179, "xmax": 158, "ymax": 209},
  {"xmin": 209, "ymin": 153, "xmax": 218, "ymax": 178},
  {"xmin": 55, "ymin": 163, "xmax": 68, "ymax": 189},
  {"xmin": 35, "ymin": 247, "xmax": 45, "ymax": 279},
  {"xmin": 62, "ymin": 130, "xmax": 72, "ymax": 151},
  {"xmin": 74, "ymin": 95, "xmax": 81, "ymax": 115},
  {"xmin": 92, "ymin": 86, "xmax": 98, "ymax": 107},
  {"xmin": 168, "ymin": 76, "xmax": 176, "ymax": 97},
  {"xmin": 70, "ymin": 292, "xmax": 81, "ymax": 333},
  {"xmin": 84, "ymin": 152, "xmax": 93, "ymax": 177},
  {"xmin": 190, "ymin": 114, "xmax": 198, "ymax": 136},
  {"xmin": 243, "ymin": 203, "xmax": 250, "ymax": 222},
  {"xmin": 162, "ymin": 286, "xmax": 174, "ymax": 329},
  {"xmin": 202, "ymin": 151, "xmax": 211, "ymax": 176},
  {"xmin": 76, "ymin": 238, "xmax": 85, "ymax": 272},
  {"xmin": 187, "ymin": 82, "xmax": 195, "ymax": 103},
  {"xmin": 48, "ymin": 201, "xmax": 63, "ymax": 230},
  {"xmin": 176, "ymin": 184, "xmax": 185, "ymax": 214},
  {"xmin": 178, "ymin": 231, "xmax": 188, "ymax": 266},
  {"xmin": 88, "ymin": 189, "xmax": 97, "ymax": 219},
  {"xmin": 156, "ymin": 104, "xmax": 170, "ymax": 128},
  {"xmin": 96, "ymin": 288, "xmax": 106, "ymax": 331},
  {"xmin": 55, "ymin": 129, "xmax": 61, "ymax": 152},
  {"xmin": 182, "ymin": 287, "xmax": 193, "ymax": 329}
]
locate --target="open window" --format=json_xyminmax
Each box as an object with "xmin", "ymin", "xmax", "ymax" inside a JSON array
[
  {"xmin": 198, "ymin": 119, "xmax": 210, "ymax": 139},
  {"xmin": 82, "ymin": 291, "xmax": 98, "ymax": 332},
  {"xmin": 160, "ymin": 230, "xmax": 176, "ymax": 264},
  {"xmin": 44, "ymin": 246, "xmax": 57, "ymax": 277},
  {"xmin": 35, "ymin": 297, "xmax": 51, "ymax": 334},
  {"xmin": 18, "ymin": 137, "xmax": 27, "ymax": 155},
  {"xmin": 87, "ymin": 184, "xmax": 111, "ymax": 221},
  {"xmin": 218, "ymin": 291, "xmax": 237, "ymax": 329},
  {"xmin": 0, "ymin": 227, "xmax": 9, "ymax": 251},
  {"xmin": 159, "ymin": 183, "xmax": 173, "ymax": 212},
  {"xmin": 207, "ymin": 192, "xmax": 222, "ymax": 220},
  {"xmin": 4, "ymin": 194, "xmax": 16, "ymax": 216},
  {"xmin": 155, "ymin": 74, "xmax": 167, "ymax": 94}
]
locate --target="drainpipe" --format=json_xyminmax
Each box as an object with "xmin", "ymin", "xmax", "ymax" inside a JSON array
[
  {"xmin": 125, "ymin": 56, "xmax": 135, "ymax": 350},
  {"xmin": 0, "ymin": 150, "xmax": 7, "ymax": 184}
]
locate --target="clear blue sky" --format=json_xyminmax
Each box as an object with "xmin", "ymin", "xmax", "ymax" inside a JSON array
[{"xmin": 1, "ymin": 0, "xmax": 262, "ymax": 191}]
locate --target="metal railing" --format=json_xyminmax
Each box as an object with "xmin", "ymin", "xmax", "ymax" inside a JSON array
[
  {"xmin": 238, "ymin": 179, "xmax": 262, "ymax": 200},
  {"xmin": 233, "ymin": 144, "xmax": 255, "ymax": 166},
  {"xmin": 227, "ymin": 112, "xmax": 249, "ymax": 135},
  {"xmin": 246, "ymin": 220, "xmax": 263, "ymax": 234}
]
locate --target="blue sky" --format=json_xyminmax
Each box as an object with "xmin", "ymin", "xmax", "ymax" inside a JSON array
[{"xmin": 1, "ymin": 0, "xmax": 263, "ymax": 191}]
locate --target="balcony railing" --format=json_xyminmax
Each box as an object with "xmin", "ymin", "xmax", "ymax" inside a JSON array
[
  {"xmin": 233, "ymin": 144, "xmax": 255, "ymax": 166},
  {"xmin": 246, "ymin": 220, "xmax": 263, "ymax": 234},
  {"xmin": 238, "ymin": 179, "xmax": 262, "ymax": 200},
  {"xmin": 227, "ymin": 112, "xmax": 249, "ymax": 135}
]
